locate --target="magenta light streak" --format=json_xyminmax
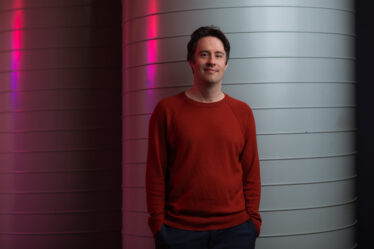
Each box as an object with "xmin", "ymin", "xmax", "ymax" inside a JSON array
[
  {"xmin": 146, "ymin": 16, "xmax": 158, "ymax": 89},
  {"xmin": 146, "ymin": 0, "xmax": 159, "ymax": 110},
  {"xmin": 12, "ymin": 9, "xmax": 22, "ymax": 87},
  {"xmin": 11, "ymin": 3, "xmax": 23, "ymax": 111},
  {"xmin": 146, "ymin": 40, "xmax": 157, "ymax": 88}
]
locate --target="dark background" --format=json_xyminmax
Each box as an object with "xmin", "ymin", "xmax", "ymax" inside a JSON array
[{"xmin": 356, "ymin": 1, "xmax": 374, "ymax": 248}]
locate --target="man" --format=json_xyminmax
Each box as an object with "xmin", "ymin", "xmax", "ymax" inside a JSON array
[{"xmin": 146, "ymin": 26, "xmax": 261, "ymax": 249}]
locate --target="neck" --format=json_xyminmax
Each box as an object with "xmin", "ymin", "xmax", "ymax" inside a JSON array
[{"xmin": 186, "ymin": 82, "xmax": 224, "ymax": 103}]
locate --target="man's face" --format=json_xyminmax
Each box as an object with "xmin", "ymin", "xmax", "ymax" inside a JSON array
[{"xmin": 189, "ymin": 36, "xmax": 228, "ymax": 86}]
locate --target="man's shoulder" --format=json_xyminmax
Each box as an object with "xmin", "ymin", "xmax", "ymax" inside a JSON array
[
  {"xmin": 152, "ymin": 91, "xmax": 185, "ymax": 114},
  {"xmin": 156, "ymin": 92, "xmax": 184, "ymax": 107},
  {"xmin": 225, "ymin": 94, "xmax": 256, "ymax": 129},
  {"xmin": 225, "ymin": 94, "xmax": 253, "ymax": 114},
  {"xmin": 158, "ymin": 92, "xmax": 184, "ymax": 105}
]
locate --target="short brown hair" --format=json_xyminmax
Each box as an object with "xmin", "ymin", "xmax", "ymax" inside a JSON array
[{"xmin": 187, "ymin": 26, "xmax": 230, "ymax": 64}]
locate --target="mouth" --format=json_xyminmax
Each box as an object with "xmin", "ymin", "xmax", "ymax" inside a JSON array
[{"xmin": 204, "ymin": 68, "xmax": 217, "ymax": 73}]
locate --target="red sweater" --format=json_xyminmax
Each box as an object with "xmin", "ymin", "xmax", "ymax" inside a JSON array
[{"xmin": 146, "ymin": 92, "xmax": 261, "ymax": 236}]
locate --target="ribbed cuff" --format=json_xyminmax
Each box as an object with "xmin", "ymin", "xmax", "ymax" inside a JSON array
[
  {"xmin": 149, "ymin": 215, "xmax": 164, "ymax": 236},
  {"xmin": 251, "ymin": 217, "xmax": 261, "ymax": 236}
]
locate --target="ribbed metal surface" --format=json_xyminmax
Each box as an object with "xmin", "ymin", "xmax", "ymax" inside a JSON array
[
  {"xmin": 0, "ymin": 0, "xmax": 122, "ymax": 248},
  {"xmin": 122, "ymin": 0, "xmax": 355, "ymax": 248}
]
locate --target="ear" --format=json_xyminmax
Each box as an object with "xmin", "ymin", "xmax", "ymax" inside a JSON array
[
  {"xmin": 188, "ymin": 60, "xmax": 195, "ymax": 73},
  {"xmin": 224, "ymin": 60, "xmax": 229, "ymax": 70}
]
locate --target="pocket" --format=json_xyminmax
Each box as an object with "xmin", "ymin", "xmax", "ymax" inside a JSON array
[
  {"xmin": 155, "ymin": 223, "xmax": 165, "ymax": 237},
  {"xmin": 155, "ymin": 223, "xmax": 167, "ymax": 249},
  {"xmin": 247, "ymin": 219, "xmax": 258, "ymax": 237}
]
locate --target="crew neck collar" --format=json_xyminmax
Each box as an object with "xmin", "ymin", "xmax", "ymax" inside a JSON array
[{"xmin": 182, "ymin": 91, "xmax": 227, "ymax": 107}]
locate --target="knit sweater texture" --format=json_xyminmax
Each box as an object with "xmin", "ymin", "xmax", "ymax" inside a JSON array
[{"xmin": 146, "ymin": 91, "xmax": 261, "ymax": 236}]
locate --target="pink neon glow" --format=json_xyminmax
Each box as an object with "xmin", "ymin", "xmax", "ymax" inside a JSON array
[
  {"xmin": 13, "ymin": 0, "xmax": 23, "ymax": 8},
  {"xmin": 11, "ymin": 2, "xmax": 23, "ymax": 94},
  {"xmin": 146, "ymin": 39, "xmax": 157, "ymax": 89},
  {"xmin": 146, "ymin": 0, "xmax": 159, "ymax": 90},
  {"xmin": 148, "ymin": 0, "xmax": 158, "ymax": 16}
]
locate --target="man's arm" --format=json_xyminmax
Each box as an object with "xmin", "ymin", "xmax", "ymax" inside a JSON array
[
  {"xmin": 241, "ymin": 107, "xmax": 262, "ymax": 236},
  {"xmin": 146, "ymin": 102, "xmax": 168, "ymax": 236}
]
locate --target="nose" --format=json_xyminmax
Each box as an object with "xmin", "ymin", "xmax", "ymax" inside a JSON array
[{"xmin": 207, "ymin": 55, "xmax": 216, "ymax": 66}]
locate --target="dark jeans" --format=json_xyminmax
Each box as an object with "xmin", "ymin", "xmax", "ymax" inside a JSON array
[{"xmin": 155, "ymin": 219, "xmax": 257, "ymax": 249}]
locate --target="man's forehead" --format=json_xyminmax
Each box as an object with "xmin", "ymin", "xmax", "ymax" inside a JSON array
[{"xmin": 196, "ymin": 36, "xmax": 225, "ymax": 52}]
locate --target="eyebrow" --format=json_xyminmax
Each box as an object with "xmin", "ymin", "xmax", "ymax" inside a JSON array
[{"xmin": 199, "ymin": 50, "xmax": 225, "ymax": 54}]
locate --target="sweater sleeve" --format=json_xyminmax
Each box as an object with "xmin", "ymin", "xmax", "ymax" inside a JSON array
[
  {"xmin": 146, "ymin": 102, "xmax": 168, "ymax": 236},
  {"xmin": 240, "ymin": 107, "xmax": 262, "ymax": 236}
]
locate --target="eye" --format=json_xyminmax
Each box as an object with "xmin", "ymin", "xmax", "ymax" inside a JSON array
[
  {"xmin": 216, "ymin": 53, "xmax": 224, "ymax": 58},
  {"xmin": 200, "ymin": 52, "xmax": 208, "ymax": 57}
]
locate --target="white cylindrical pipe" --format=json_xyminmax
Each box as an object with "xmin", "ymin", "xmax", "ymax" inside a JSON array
[
  {"xmin": 122, "ymin": 1, "xmax": 355, "ymax": 248},
  {"xmin": 0, "ymin": 0, "xmax": 122, "ymax": 248}
]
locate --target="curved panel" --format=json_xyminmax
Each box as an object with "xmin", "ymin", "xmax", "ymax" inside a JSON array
[
  {"xmin": 0, "ymin": 169, "xmax": 120, "ymax": 192},
  {"xmin": 125, "ymin": 132, "xmax": 356, "ymax": 163},
  {"xmin": 260, "ymin": 202, "xmax": 355, "ymax": 235},
  {"xmin": 0, "ymin": 109, "xmax": 121, "ymax": 132},
  {"xmin": 123, "ymin": 107, "xmax": 356, "ymax": 140},
  {"xmin": 124, "ymin": 83, "xmax": 355, "ymax": 116},
  {"xmin": 0, "ymin": 1, "xmax": 122, "ymax": 248},
  {"xmin": 123, "ymin": 1, "xmax": 355, "ymax": 248},
  {"xmin": 125, "ymin": 36, "xmax": 188, "ymax": 67},
  {"xmin": 229, "ymin": 33, "xmax": 355, "ymax": 59},
  {"xmin": 258, "ymin": 132, "xmax": 355, "ymax": 159},
  {"xmin": 125, "ymin": 33, "xmax": 354, "ymax": 68},
  {"xmin": 123, "ymin": 164, "xmax": 146, "ymax": 188},
  {"xmin": 261, "ymin": 178, "xmax": 356, "ymax": 210},
  {"xmin": 0, "ymin": 189, "xmax": 121, "ymax": 213},
  {"xmin": 124, "ymin": 0, "xmax": 354, "ymax": 21},
  {"xmin": 0, "ymin": 47, "xmax": 120, "ymax": 71},
  {"xmin": 123, "ymin": 88, "xmax": 184, "ymax": 116},
  {"xmin": 0, "ymin": 5, "xmax": 118, "ymax": 30},
  {"xmin": 256, "ymin": 225, "xmax": 355, "ymax": 249},
  {"xmin": 125, "ymin": 63, "xmax": 191, "ymax": 92},
  {"xmin": 0, "ymin": 69, "xmax": 120, "ymax": 92},
  {"xmin": 0, "ymin": 130, "xmax": 117, "ymax": 152},
  {"xmin": 121, "ymin": 202, "xmax": 356, "ymax": 240},
  {"xmin": 0, "ymin": 0, "xmax": 95, "ymax": 8},
  {"xmin": 0, "ymin": 89, "xmax": 120, "ymax": 112},
  {"xmin": 1, "ymin": 233, "xmax": 121, "ymax": 249},
  {"xmin": 224, "ymin": 58, "xmax": 355, "ymax": 85},
  {"xmin": 123, "ymin": 235, "xmax": 155, "ymax": 249},
  {"xmin": 0, "ymin": 212, "xmax": 120, "ymax": 233},
  {"xmin": 123, "ymin": 140, "xmax": 147, "ymax": 164},
  {"xmin": 123, "ymin": 187, "xmax": 147, "ymax": 212},
  {"xmin": 123, "ymin": 211, "xmax": 150, "ymax": 237},
  {"xmin": 125, "ymin": 59, "xmax": 354, "ymax": 92},
  {"xmin": 126, "ymin": 7, "xmax": 354, "ymax": 42},
  {"xmin": 253, "ymin": 108, "xmax": 355, "ymax": 133},
  {"xmin": 0, "ymin": 150, "xmax": 120, "ymax": 172},
  {"xmin": 124, "ymin": 115, "xmax": 150, "ymax": 140},
  {"xmin": 0, "ymin": 27, "xmax": 119, "ymax": 51},
  {"xmin": 225, "ymin": 83, "xmax": 355, "ymax": 108},
  {"xmin": 260, "ymin": 155, "xmax": 356, "ymax": 183}
]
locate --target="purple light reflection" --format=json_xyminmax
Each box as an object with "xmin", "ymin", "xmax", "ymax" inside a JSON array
[
  {"xmin": 2, "ymin": 0, "xmax": 24, "ymax": 231},
  {"xmin": 146, "ymin": 40, "xmax": 157, "ymax": 88},
  {"xmin": 11, "ymin": 1, "xmax": 23, "ymax": 111},
  {"xmin": 146, "ymin": 0, "xmax": 159, "ymax": 112}
]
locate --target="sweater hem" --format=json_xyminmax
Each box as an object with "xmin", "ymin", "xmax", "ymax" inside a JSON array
[{"xmin": 163, "ymin": 211, "xmax": 250, "ymax": 232}]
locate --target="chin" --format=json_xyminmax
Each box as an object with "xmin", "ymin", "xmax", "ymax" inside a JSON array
[{"xmin": 203, "ymin": 79, "xmax": 221, "ymax": 85}]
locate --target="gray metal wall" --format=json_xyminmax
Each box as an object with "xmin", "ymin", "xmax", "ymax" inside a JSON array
[
  {"xmin": 122, "ymin": 0, "xmax": 356, "ymax": 248},
  {"xmin": 0, "ymin": 1, "xmax": 122, "ymax": 248}
]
